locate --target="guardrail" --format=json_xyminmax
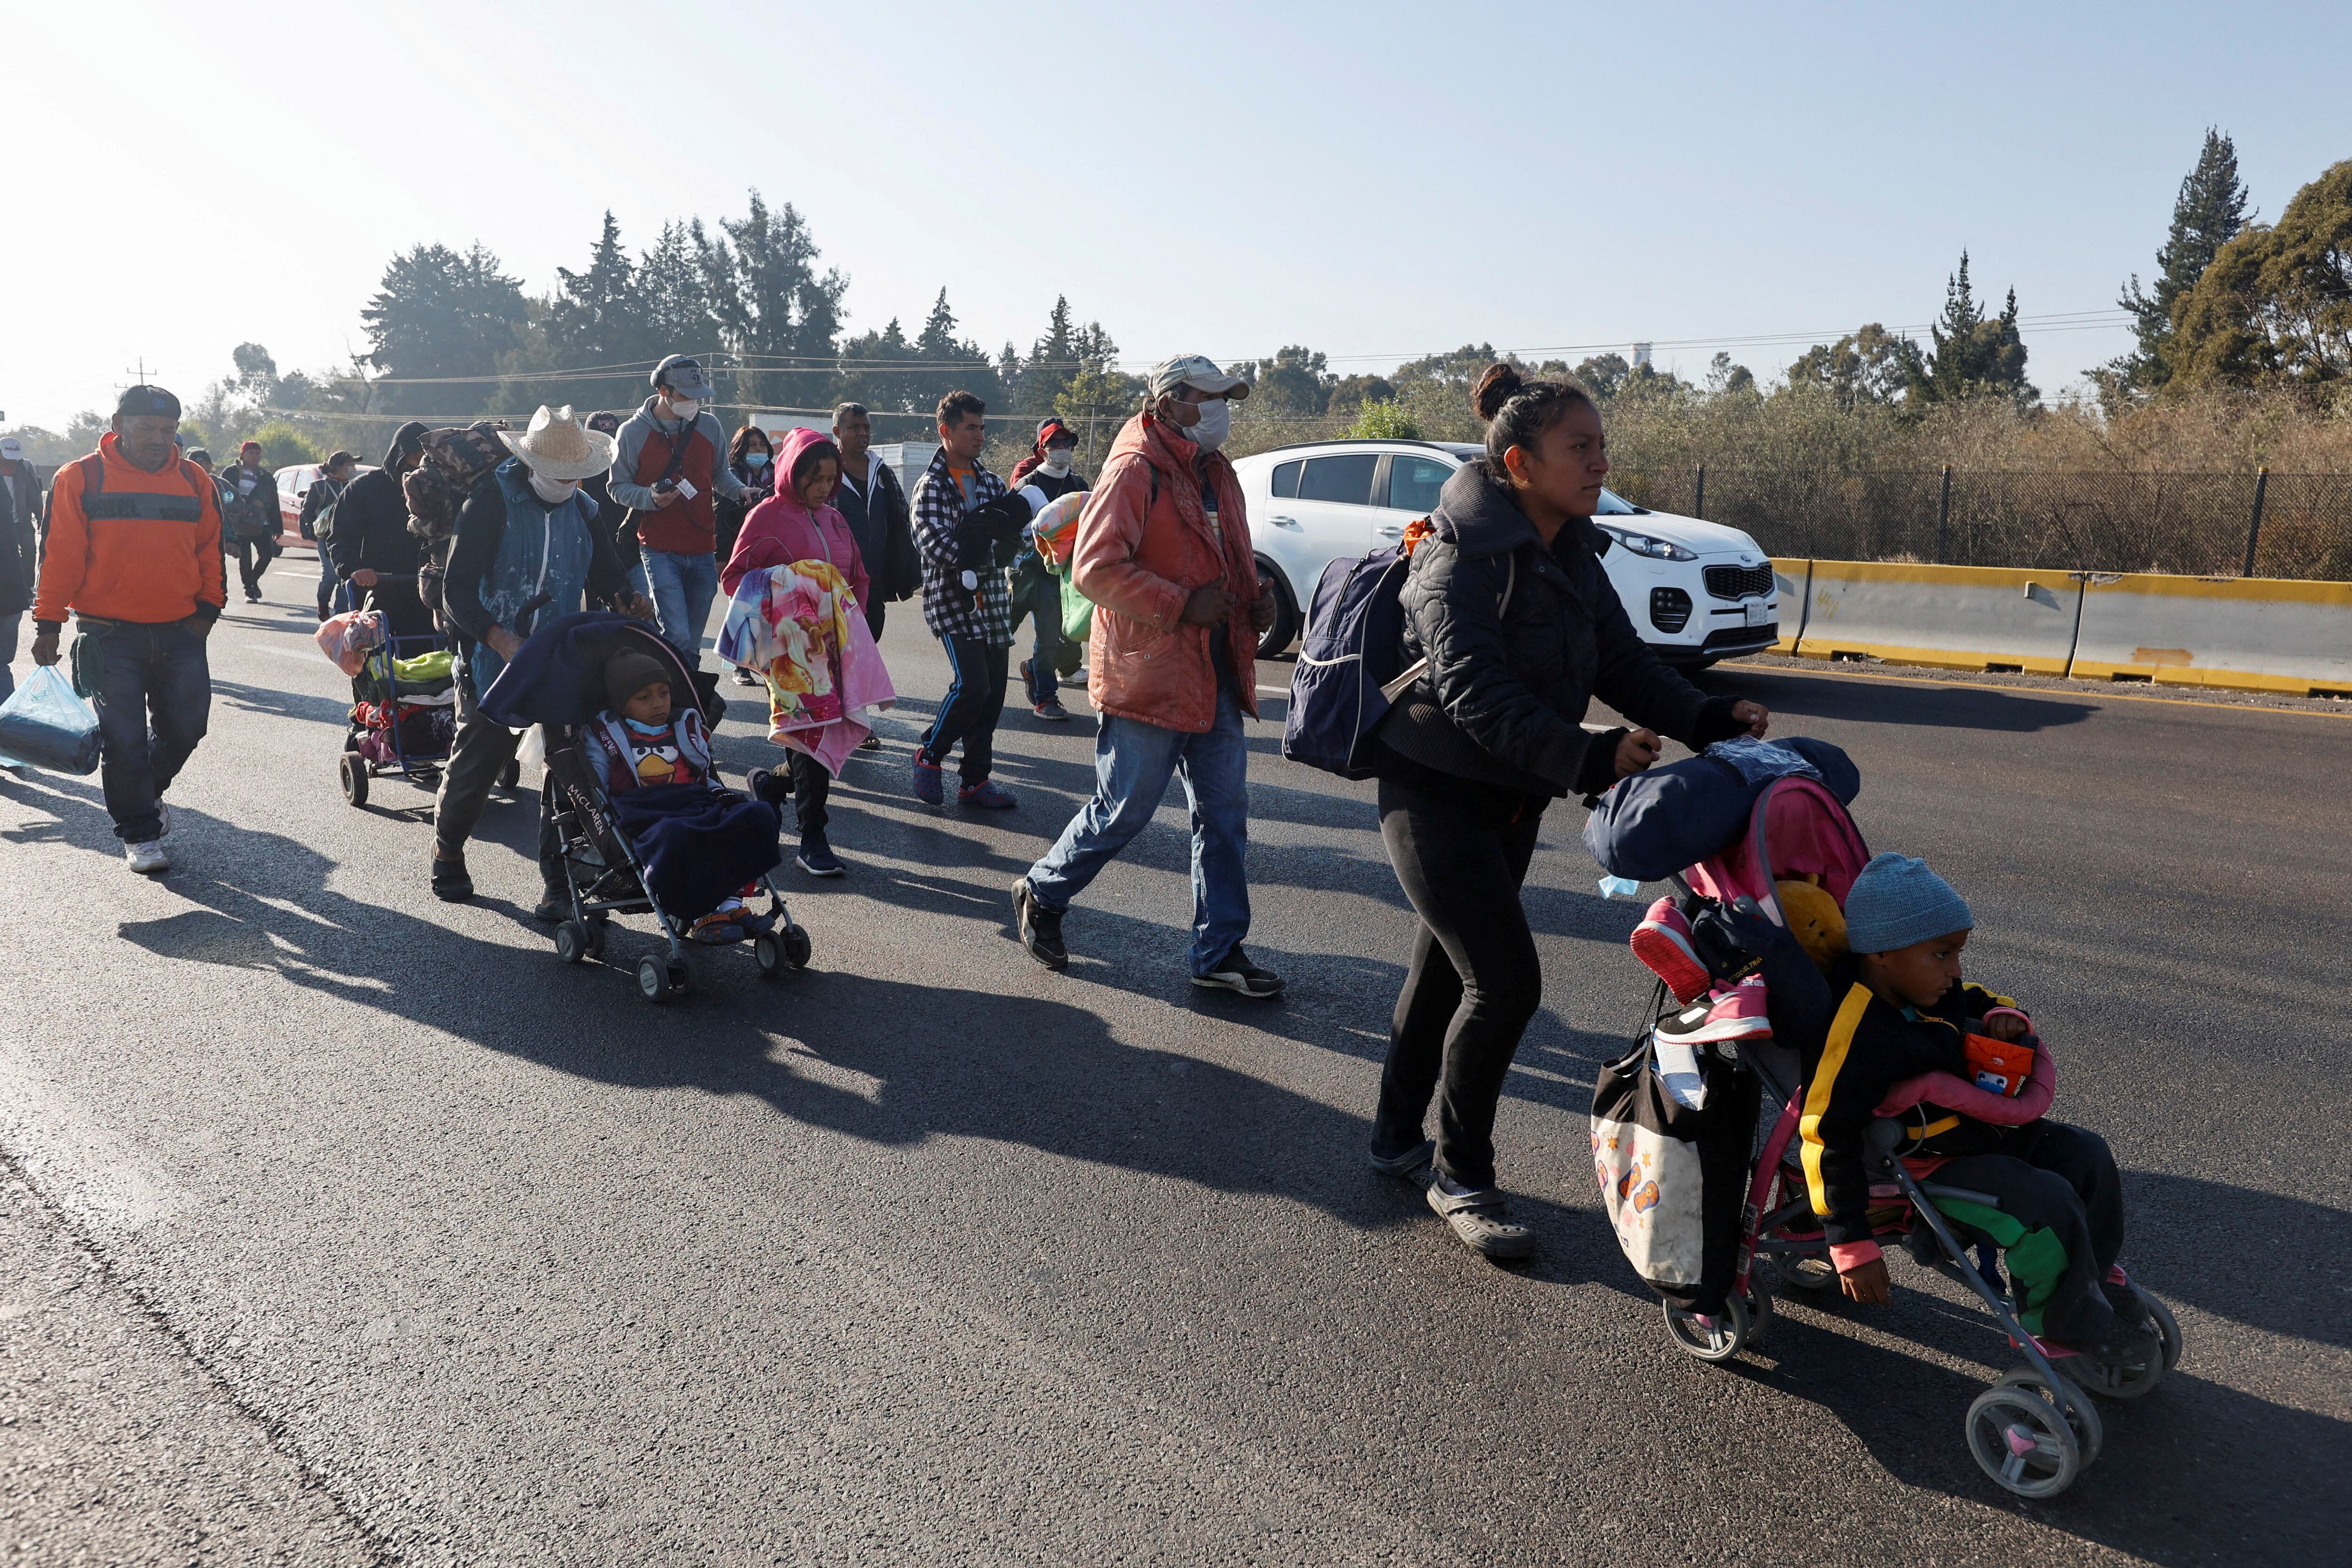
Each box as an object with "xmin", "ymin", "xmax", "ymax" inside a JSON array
[{"xmin": 1766, "ymin": 557, "xmax": 2352, "ymax": 699}]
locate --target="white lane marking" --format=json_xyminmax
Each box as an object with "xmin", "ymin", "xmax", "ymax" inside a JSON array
[{"xmin": 242, "ymin": 644, "xmax": 327, "ymax": 661}]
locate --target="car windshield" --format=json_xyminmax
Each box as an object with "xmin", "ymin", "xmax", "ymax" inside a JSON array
[{"xmin": 1595, "ymin": 488, "xmax": 1647, "ymax": 515}]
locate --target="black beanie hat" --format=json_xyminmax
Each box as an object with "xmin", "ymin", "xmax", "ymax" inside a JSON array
[{"xmin": 604, "ymin": 650, "xmax": 672, "ymax": 714}]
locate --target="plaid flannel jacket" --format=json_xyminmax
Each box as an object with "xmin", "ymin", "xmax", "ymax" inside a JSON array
[{"xmin": 914, "ymin": 446, "xmax": 1014, "ymax": 646}]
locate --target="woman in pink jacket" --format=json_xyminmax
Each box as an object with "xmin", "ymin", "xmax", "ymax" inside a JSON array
[{"xmin": 722, "ymin": 426, "xmax": 871, "ymax": 877}]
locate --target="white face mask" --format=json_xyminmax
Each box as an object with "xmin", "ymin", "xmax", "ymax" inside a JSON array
[
  {"xmin": 528, "ymin": 472, "xmax": 581, "ymax": 504},
  {"xmin": 665, "ymin": 397, "xmax": 699, "ymax": 421},
  {"xmin": 1041, "ymin": 448, "xmax": 1074, "ymax": 476},
  {"xmin": 1184, "ymin": 397, "xmax": 1232, "ymax": 452}
]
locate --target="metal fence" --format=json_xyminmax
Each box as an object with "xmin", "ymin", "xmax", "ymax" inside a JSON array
[{"xmin": 1603, "ymin": 466, "xmax": 2352, "ymax": 581}]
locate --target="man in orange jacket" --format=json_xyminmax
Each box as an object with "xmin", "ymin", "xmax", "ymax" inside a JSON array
[{"xmin": 31, "ymin": 385, "xmax": 225, "ymax": 874}]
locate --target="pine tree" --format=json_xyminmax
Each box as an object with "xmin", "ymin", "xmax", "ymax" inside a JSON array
[
  {"xmin": 1926, "ymin": 253, "xmax": 2035, "ymax": 406},
  {"xmin": 359, "ymin": 241, "xmax": 530, "ymax": 415},
  {"xmin": 2110, "ymin": 129, "xmax": 2252, "ymax": 396}
]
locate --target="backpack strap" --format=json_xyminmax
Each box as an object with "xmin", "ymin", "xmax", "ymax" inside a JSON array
[{"xmin": 1379, "ymin": 548, "xmax": 1517, "ymax": 703}]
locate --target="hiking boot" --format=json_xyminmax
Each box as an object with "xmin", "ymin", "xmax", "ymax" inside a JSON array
[
  {"xmin": 796, "ymin": 833, "xmax": 846, "ymax": 878},
  {"xmin": 431, "ymin": 849, "xmax": 474, "ymax": 902},
  {"xmin": 125, "ymin": 839, "xmax": 169, "ymax": 875},
  {"xmin": 532, "ymin": 890, "xmax": 569, "ymax": 923},
  {"xmin": 1192, "ymin": 946, "xmax": 1285, "ymax": 999},
  {"xmin": 959, "ymin": 779, "xmax": 1017, "ymax": 810},
  {"xmin": 911, "ymin": 755, "xmax": 945, "ymax": 807},
  {"xmin": 1011, "ymin": 877, "xmax": 1067, "ymax": 970},
  {"xmin": 1631, "ymin": 897, "xmax": 1709, "ymax": 1003}
]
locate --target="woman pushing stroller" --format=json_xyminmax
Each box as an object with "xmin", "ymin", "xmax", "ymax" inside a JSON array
[{"xmin": 1362, "ymin": 363, "xmax": 1768, "ymax": 1259}]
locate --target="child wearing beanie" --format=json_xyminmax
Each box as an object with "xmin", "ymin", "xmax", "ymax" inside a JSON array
[
  {"xmin": 1797, "ymin": 852, "xmax": 2159, "ymax": 1376},
  {"xmin": 581, "ymin": 647, "xmax": 775, "ymax": 941}
]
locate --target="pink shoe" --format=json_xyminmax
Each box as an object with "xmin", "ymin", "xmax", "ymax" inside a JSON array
[
  {"xmin": 1661, "ymin": 972, "xmax": 1772, "ymax": 1045},
  {"xmin": 1631, "ymin": 898, "xmax": 1710, "ymax": 1003}
]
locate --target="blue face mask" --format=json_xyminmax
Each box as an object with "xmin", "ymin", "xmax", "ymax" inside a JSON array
[{"xmin": 743, "ymin": 451, "xmax": 769, "ymax": 468}]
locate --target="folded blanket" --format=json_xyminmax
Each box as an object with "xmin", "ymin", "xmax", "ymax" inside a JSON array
[{"xmin": 609, "ymin": 782, "xmax": 783, "ymax": 922}]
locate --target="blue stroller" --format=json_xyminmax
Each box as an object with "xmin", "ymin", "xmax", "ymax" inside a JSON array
[{"xmin": 478, "ymin": 613, "xmax": 810, "ymax": 1003}]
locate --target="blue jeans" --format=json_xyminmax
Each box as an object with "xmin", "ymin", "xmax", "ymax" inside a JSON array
[
  {"xmin": 1025, "ymin": 685, "xmax": 1251, "ymax": 976},
  {"xmin": 640, "ymin": 547, "xmax": 716, "ymax": 663},
  {"xmin": 0, "ymin": 611, "xmax": 20, "ymax": 702},
  {"xmin": 83, "ymin": 618, "xmax": 211, "ymax": 843}
]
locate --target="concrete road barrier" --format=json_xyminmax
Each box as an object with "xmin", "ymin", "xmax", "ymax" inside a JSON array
[
  {"xmin": 1789, "ymin": 559, "xmax": 2083, "ymax": 675},
  {"xmin": 1771, "ymin": 560, "xmax": 1810, "ymax": 653},
  {"xmin": 2069, "ymin": 573, "xmax": 2352, "ymax": 696}
]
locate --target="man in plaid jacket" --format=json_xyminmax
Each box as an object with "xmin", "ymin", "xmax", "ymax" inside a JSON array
[{"xmin": 911, "ymin": 390, "xmax": 1034, "ymax": 808}]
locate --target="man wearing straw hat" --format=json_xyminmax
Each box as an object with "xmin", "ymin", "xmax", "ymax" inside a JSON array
[{"xmin": 429, "ymin": 405, "xmax": 648, "ymax": 908}]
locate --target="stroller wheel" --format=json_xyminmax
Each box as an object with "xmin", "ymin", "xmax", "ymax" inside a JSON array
[
  {"xmin": 782, "ymin": 924, "xmax": 813, "ymax": 969},
  {"xmin": 498, "ymin": 757, "xmax": 522, "ymax": 790},
  {"xmin": 339, "ymin": 752, "xmax": 370, "ymax": 808},
  {"xmin": 554, "ymin": 921, "xmax": 589, "ymax": 965},
  {"xmin": 2144, "ymin": 1286, "xmax": 2184, "ymax": 1371},
  {"xmin": 636, "ymin": 955, "xmax": 679, "ymax": 1004},
  {"xmin": 1965, "ymin": 1385, "xmax": 2081, "ymax": 1498},
  {"xmin": 753, "ymin": 932, "xmax": 783, "ymax": 979},
  {"xmin": 1662, "ymin": 1282, "xmax": 1762, "ymax": 1364},
  {"xmin": 1995, "ymin": 1367, "xmax": 2103, "ymax": 1466},
  {"xmin": 583, "ymin": 917, "xmax": 608, "ymax": 961},
  {"xmin": 2072, "ymin": 1289, "xmax": 2179, "ymax": 1401}
]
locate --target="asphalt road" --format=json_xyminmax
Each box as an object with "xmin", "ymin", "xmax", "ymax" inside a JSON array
[{"xmin": 1, "ymin": 557, "xmax": 2346, "ymax": 1566}]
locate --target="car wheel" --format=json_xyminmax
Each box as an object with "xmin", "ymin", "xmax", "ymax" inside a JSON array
[{"xmin": 1254, "ymin": 566, "xmax": 1299, "ymax": 660}]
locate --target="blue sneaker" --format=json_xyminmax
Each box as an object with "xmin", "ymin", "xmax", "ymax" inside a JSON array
[
  {"xmin": 912, "ymin": 755, "xmax": 944, "ymax": 807},
  {"xmin": 958, "ymin": 779, "xmax": 1017, "ymax": 810}
]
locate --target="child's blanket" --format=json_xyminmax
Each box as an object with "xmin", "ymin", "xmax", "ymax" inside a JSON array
[
  {"xmin": 315, "ymin": 608, "xmax": 387, "ymax": 677},
  {"xmin": 608, "ymin": 781, "xmax": 782, "ymax": 922},
  {"xmin": 1027, "ymin": 489, "xmax": 1088, "ymax": 569},
  {"xmin": 716, "ymin": 561, "xmax": 898, "ymax": 773}
]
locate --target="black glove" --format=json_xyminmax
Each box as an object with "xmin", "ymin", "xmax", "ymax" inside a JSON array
[
  {"xmin": 1691, "ymin": 695, "xmax": 1750, "ymax": 747},
  {"xmin": 1573, "ymin": 728, "xmax": 1629, "ymax": 797}
]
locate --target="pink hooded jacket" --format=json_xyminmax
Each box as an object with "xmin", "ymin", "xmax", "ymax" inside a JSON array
[{"xmin": 721, "ymin": 427, "xmax": 870, "ymax": 609}]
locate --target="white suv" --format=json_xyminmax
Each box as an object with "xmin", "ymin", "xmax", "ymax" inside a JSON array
[{"xmin": 1232, "ymin": 439, "xmax": 1779, "ymax": 667}]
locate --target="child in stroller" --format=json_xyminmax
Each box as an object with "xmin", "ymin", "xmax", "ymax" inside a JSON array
[
  {"xmin": 1594, "ymin": 747, "xmax": 2180, "ymax": 1499},
  {"xmin": 479, "ymin": 613, "xmax": 812, "ymax": 1003}
]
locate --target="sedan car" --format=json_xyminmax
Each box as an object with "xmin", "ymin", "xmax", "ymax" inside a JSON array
[{"xmin": 1231, "ymin": 438, "xmax": 1778, "ymax": 665}]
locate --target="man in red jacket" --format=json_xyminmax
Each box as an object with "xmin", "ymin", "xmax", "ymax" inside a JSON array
[
  {"xmin": 31, "ymin": 386, "xmax": 225, "ymax": 874},
  {"xmin": 1012, "ymin": 357, "xmax": 1281, "ymax": 995}
]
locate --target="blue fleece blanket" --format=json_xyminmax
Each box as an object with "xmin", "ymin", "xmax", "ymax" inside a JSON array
[{"xmin": 608, "ymin": 782, "xmax": 782, "ymax": 921}]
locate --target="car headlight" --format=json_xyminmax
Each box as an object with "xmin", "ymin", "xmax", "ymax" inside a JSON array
[{"xmin": 1597, "ymin": 524, "xmax": 1697, "ymax": 562}]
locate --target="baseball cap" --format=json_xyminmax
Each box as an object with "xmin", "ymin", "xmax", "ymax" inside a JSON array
[
  {"xmin": 651, "ymin": 354, "xmax": 715, "ymax": 402},
  {"xmin": 0, "ymin": 438, "xmax": 21, "ymax": 459},
  {"xmin": 114, "ymin": 384, "xmax": 182, "ymax": 420},
  {"xmin": 1147, "ymin": 355, "xmax": 1249, "ymax": 401},
  {"xmin": 1036, "ymin": 417, "xmax": 1077, "ymax": 447}
]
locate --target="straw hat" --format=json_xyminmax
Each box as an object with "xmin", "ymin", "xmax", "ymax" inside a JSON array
[{"xmin": 499, "ymin": 405, "xmax": 614, "ymax": 482}]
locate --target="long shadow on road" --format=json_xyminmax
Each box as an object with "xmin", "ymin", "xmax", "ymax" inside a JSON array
[{"xmin": 1699, "ymin": 665, "xmax": 2099, "ymax": 732}]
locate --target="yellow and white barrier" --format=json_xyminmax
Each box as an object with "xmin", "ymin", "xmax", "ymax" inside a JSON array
[
  {"xmin": 2069, "ymin": 573, "xmax": 2352, "ymax": 696},
  {"xmin": 1788, "ymin": 560, "xmax": 2083, "ymax": 676}
]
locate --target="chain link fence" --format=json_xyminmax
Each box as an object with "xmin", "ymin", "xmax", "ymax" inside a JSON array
[{"xmin": 1604, "ymin": 466, "xmax": 2352, "ymax": 581}]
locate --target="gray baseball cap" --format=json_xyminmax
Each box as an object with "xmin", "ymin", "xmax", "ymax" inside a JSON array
[
  {"xmin": 1148, "ymin": 354, "xmax": 1250, "ymax": 400},
  {"xmin": 651, "ymin": 354, "xmax": 715, "ymax": 401}
]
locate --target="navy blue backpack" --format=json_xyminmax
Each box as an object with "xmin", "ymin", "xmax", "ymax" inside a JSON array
[{"xmin": 1281, "ymin": 545, "xmax": 1414, "ymax": 779}]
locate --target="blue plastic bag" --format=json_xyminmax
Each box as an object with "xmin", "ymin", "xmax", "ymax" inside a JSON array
[{"xmin": 0, "ymin": 665, "xmax": 103, "ymax": 774}]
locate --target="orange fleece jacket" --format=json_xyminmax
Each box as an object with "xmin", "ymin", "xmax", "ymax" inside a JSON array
[{"xmin": 33, "ymin": 434, "xmax": 226, "ymax": 625}]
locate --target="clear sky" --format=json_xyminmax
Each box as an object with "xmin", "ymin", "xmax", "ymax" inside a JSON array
[{"xmin": 3, "ymin": 0, "xmax": 2347, "ymax": 432}]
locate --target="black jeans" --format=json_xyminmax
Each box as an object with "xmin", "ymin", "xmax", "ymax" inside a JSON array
[
  {"xmin": 82, "ymin": 619, "xmax": 211, "ymax": 843},
  {"xmin": 232, "ymin": 535, "xmax": 278, "ymax": 597},
  {"xmin": 788, "ymin": 751, "xmax": 832, "ymax": 836},
  {"xmin": 1373, "ymin": 774, "xmax": 1548, "ymax": 1190},
  {"xmin": 1932, "ymin": 1121, "xmax": 2127, "ymax": 1343},
  {"xmin": 920, "ymin": 634, "xmax": 1009, "ymax": 785}
]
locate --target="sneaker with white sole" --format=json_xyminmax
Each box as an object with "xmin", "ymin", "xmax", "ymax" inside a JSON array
[
  {"xmin": 1192, "ymin": 946, "xmax": 1284, "ymax": 998},
  {"xmin": 1630, "ymin": 896, "xmax": 1708, "ymax": 1003},
  {"xmin": 125, "ymin": 840, "xmax": 169, "ymax": 875},
  {"xmin": 1658, "ymin": 971, "xmax": 1772, "ymax": 1045}
]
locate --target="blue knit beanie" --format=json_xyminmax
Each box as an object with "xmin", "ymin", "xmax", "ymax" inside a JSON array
[{"xmin": 1843, "ymin": 852, "xmax": 1973, "ymax": 954}]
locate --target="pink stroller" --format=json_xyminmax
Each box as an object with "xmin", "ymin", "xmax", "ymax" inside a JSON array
[{"xmin": 1603, "ymin": 771, "xmax": 2183, "ymax": 1499}]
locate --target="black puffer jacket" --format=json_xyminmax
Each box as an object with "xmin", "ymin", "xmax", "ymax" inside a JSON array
[{"xmin": 1379, "ymin": 460, "xmax": 1737, "ymax": 798}]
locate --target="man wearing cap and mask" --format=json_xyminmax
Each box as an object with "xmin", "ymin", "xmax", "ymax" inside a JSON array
[
  {"xmin": 609, "ymin": 355, "xmax": 747, "ymax": 668},
  {"xmin": 1013, "ymin": 356, "xmax": 1283, "ymax": 997},
  {"xmin": 429, "ymin": 405, "xmax": 648, "ymax": 908},
  {"xmin": 30, "ymin": 386, "xmax": 225, "ymax": 874},
  {"xmin": 219, "ymin": 440, "xmax": 281, "ymax": 603}
]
